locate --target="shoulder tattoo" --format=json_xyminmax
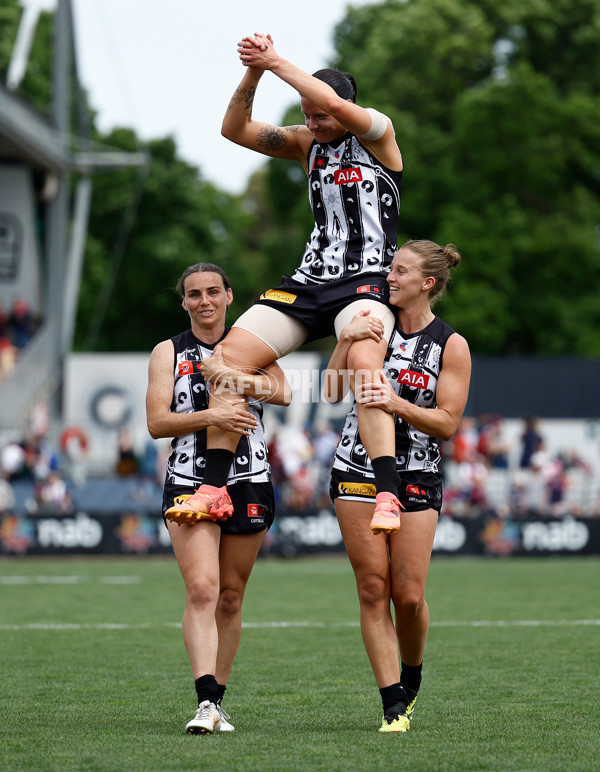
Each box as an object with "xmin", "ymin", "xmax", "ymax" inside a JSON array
[{"xmin": 257, "ymin": 125, "xmax": 288, "ymax": 152}]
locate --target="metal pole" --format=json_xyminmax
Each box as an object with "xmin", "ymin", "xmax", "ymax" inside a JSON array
[{"xmin": 45, "ymin": 0, "xmax": 71, "ymax": 416}]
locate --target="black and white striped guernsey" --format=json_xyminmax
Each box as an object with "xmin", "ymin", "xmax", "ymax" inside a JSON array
[
  {"xmin": 333, "ymin": 316, "xmax": 456, "ymax": 475},
  {"xmin": 293, "ymin": 132, "xmax": 403, "ymax": 284},
  {"xmin": 164, "ymin": 328, "xmax": 270, "ymax": 487}
]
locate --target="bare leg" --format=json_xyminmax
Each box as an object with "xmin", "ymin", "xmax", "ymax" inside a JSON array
[
  {"xmin": 335, "ymin": 499, "xmax": 400, "ymax": 686},
  {"xmin": 168, "ymin": 519, "xmax": 221, "ymax": 679},
  {"xmin": 207, "ymin": 327, "xmax": 279, "ymax": 452},
  {"xmin": 346, "ymin": 336, "xmax": 395, "ymax": 461},
  {"xmin": 388, "ymin": 510, "xmax": 438, "ymax": 665},
  {"xmin": 215, "ymin": 530, "xmax": 266, "ymax": 685}
]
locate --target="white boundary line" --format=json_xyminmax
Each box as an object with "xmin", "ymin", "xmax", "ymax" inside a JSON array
[
  {"xmin": 1, "ymin": 619, "xmax": 599, "ymax": 632},
  {"xmin": 0, "ymin": 576, "xmax": 141, "ymax": 584}
]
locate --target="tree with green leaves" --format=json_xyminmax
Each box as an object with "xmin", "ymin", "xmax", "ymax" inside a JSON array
[
  {"xmin": 250, "ymin": 0, "xmax": 600, "ymax": 354},
  {"xmin": 333, "ymin": 0, "xmax": 600, "ymax": 354},
  {"xmin": 2, "ymin": 0, "xmax": 599, "ymax": 355},
  {"xmin": 0, "ymin": 0, "xmax": 263, "ymax": 352},
  {"xmin": 75, "ymin": 131, "xmax": 263, "ymax": 351}
]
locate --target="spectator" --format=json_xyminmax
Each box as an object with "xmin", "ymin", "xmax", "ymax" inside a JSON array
[
  {"xmin": 22, "ymin": 433, "xmax": 59, "ymax": 481},
  {"xmin": 277, "ymin": 424, "xmax": 313, "ymax": 480},
  {"xmin": 8, "ymin": 297, "xmax": 34, "ymax": 350},
  {"xmin": 0, "ymin": 471, "xmax": 15, "ymax": 513},
  {"xmin": 450, "ymin": 417, "xmax": 478, "ymax": 464},
  {"xmin": 454, "ymin": 453, "xmax": 490, "ymax": 513},
  {"xmin": 0, "ymin": 441, "xmax": 25, "ymax": 481},
  {"xmin": 519, "ymin": 417, "xmax": 544, "ymax": 469},
  {"xmin": 524, "ymin": 448, "xmax": 550, "ymax": 513},
  {"xmin": 0, "ymin": 301, "xmax": 16, "ymax": 378},
  {"xmin": 283, "ymin": 463, "xmax": 318, "ymax": 511},
  {"xmin": 0, "ymin": 301, "xmax": 7, "ymax": 338},
  {"xmin": 34, "ymin": 471, "xmax": 74, "ymax": 514},
  {"xmin": 266, "ymin": 432, "xmax": 286, "ymax": 498},
  {"xmin": 60, "ymin": 426, "xmax": 89, "ymax": 486},
  {"xmin": 0, "ymin": 334, "xmax": 16, "ymax": 376},
  {"xmin": 547, "ymin": 459, "xmax": 568, "ymax": 517},
  {"xmin": 140, "ymin": 438, "xmax": 159, "ymax": 481},
  {"xmin": 479, "ymin": 415, "xmax": 511, "ymax": 469},
  {"xmin": 115, "ymin": 427, "xmax": 139, "ymax": 477}
]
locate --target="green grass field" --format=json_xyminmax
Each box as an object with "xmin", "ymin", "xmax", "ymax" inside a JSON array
[{"xmin": 1, "ymin": 555, "xmax": 599, "ymax": 771}]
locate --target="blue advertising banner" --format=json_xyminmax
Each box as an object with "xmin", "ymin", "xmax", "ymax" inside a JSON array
[{"xmin": 1, "ymin": 509, "xmax": 599, "ymax": 557}]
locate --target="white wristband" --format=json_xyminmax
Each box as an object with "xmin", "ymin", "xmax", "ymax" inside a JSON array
[{"xmin": 358, "ymin": 108, "xmax": 392, "ymax": 141}]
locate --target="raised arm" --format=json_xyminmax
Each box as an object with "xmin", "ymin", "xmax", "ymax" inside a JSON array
[
  {"xmin": 221, "ymin": 53, "xmax": 312, "ymax": 164},
  {"xmin": 146, "ymin": 340, "xmax": 259, "ymax": 440},
  {"xmin": 238, "ymin": 33, "xmax": 403, "ymax": 171}
]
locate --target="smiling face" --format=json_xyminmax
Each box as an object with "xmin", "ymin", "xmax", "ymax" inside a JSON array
[
  {"xmin": 181, "ymin": 271, "xmax": 232, "ymax": 336},
  {"xmin": 386, "ymin": 248, "xmax": 435, "ymax": 309},
  {"xmin": 301, "ymin": 97, "xmax": 347, "ymax": 144}
]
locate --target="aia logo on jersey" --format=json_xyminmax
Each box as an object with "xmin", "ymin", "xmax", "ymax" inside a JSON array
[
  {"xmin": 334, "ymin": 167, "xmax": 363, "ymax": 185},
  {"xmin": 178, "ymin": 360, "xmax": 201, "ymax": 376},
  {"xmin": 406, "ymin": 484, "xmax": 427, "ymax": 497},
  {"xmin": 398, "ymin": 369, "xmax": 430, "ymax": 389},
  {"xmin": 357, "ymin": 285, "xmax": 382, "ymax": 294}
]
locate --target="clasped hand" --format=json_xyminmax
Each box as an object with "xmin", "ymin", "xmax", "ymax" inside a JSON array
[{"xmin": 237, "ymin": 32, "xmax": 275, "ymax": 68}]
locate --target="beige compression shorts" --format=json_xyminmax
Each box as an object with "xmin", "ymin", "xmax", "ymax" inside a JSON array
[{"xmin": 232, "ymin": 299, "xmax": 395, "ymax": 359}]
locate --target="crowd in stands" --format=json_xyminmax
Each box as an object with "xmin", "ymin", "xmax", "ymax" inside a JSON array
[
  {"xmin": 440, "ymin": 415, "xmax": 596, "ymax": 519},
  {"xmin": 0, "ymin": 297, "xmax": 38, "ymax": 379},
  {"xmin": 0, "ymin": 427, "xmax": 74, "ymax": 515},
  {"xmin": 0, "ymin": 412, "xmax": 598, "ymax": 519},
  {"xmin": 0, "ymin": 421, "xmax": 169, "ymax": 517},
  {"xmin": 266, "ymin": 415, "xmax": 599, "ymax": 519}
]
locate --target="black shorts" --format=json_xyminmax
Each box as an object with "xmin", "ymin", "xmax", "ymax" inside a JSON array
[
  {"xmin": 329, "ymin": 468, "xmax": 443, "ymax": 513},
  {"xmin": 255, "ymin": 272, "xmax": 391, "ymax": 343},
  {"xmin": 162, "ymin": 481, "xmax": 275, "ymax": 535}
]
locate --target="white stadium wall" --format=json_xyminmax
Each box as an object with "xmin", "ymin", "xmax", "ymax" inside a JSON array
[{"xmin": 64, "ymin": 352, "xmax": 600, "ymax": 477}]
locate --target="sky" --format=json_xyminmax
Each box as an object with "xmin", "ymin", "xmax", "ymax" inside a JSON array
[{"xmin": 20, "ymin": 0, "xmax": 376, "ymax": 194}]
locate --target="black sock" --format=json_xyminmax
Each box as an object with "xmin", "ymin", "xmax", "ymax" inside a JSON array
[
  {"xmin": 371, "ymin": 456, "xmax": 400, "ymax": 497},
  {"xmin": 194, "ymin": 674, "xmax": 219, "ymax": 706},
  {"xmin": 216, "ymin": 683, "xmax": 226, "ymax": 705},
  {"xmin": 202, "ymin": 449, "xmax": 234, "ymax": 487},
  {"xmin": 379, "ymin": 682, "xmax": 406, "ymax": 714},
  {"xmin": 400, "ymin": 661, "xmax": 422, "ymax": 696}
]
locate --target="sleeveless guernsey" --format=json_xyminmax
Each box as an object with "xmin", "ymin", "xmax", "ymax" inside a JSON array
[
  {"xmin": 293, "ymin": 132, "xmax": 402, "ymax": 284},
  {"xmin": 165, "ymin": 328, "xmax": 270, "ymax": 487},
  {"xmin": 333, "ymin": 316, "xmax": 456, "ymax": 475}
]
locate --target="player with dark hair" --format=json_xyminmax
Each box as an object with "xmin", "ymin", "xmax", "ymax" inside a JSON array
[
  {"xmin": 166, "ymin": 34, "xmax": 405, "ymax": 534},
  {"xmin": 326, "ymin": 240, "xmax": 471, "ymax": 732},
  {"xmin": 146, "ymin": 263, "xmax": 290, "ymax": 734}
]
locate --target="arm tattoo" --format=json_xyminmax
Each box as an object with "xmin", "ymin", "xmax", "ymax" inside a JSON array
[
  {"xmin": 227, "ymin": 86, "xmax": 256, "ymax": 113},
  {"xmin": 244, "ymin": 87, "xmax": 256, "ymax": 112},
  {"xmin": 257, "ymin": 126, "xmax": 288, "ymax": 152},
  {"xmin": 285, "ymin": 125, "xmax": 302, "ymax": 133}
]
